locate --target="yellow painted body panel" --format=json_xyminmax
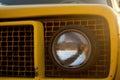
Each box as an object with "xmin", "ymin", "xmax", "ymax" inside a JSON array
[
  {"xmin": 115, "ymin": 31, "xmax": 120, "ymax": 80},
  {"xmin": 0, "ymin": 4, "xmax": 119, "ymax": 80}
]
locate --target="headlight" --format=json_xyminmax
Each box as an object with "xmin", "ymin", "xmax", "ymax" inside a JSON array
[{"xmin": 49, "ymin": 25, "xmax": 99, "ymax": 71}]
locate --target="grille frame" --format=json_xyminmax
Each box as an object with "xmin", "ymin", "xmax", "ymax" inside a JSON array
[{"xmin": 0, "ymin": 15, "xmax": 118, "ymax": 79}]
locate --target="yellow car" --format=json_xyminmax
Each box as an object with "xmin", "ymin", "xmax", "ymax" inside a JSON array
[{"xmin": 0, "ymin": 0, "xmax": 120, "ymax": 80}]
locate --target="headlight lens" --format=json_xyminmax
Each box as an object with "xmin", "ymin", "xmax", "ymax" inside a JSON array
[{"xmin": 52, "ymin": 31, "xmax": 91, "ymax": 68}]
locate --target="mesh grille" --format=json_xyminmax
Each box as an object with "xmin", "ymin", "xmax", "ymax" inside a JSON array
[
  {"xmin": 0, "ymin": 25, "xmax": 35, "ymax": 77},
  {"xmin": 42, "ymin": 15, "xmax": 110, "ymax": 78}
]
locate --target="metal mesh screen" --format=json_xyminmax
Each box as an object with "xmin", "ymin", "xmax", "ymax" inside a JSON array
[
  {"xmin": 0, "ymin": 25, "xmax": 35, "ymax": 77},
  {"xmin": 42, "ymin": 15, "xmax": 110, "ymax": 78}
]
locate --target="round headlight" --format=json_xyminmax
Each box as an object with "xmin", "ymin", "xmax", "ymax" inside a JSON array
[
  {"xmin": 49, "ymin": 26, "xmax": 98, "ymax": 71},
  {"xmin": 53, "ymin": 31, "xmax": 91, "ymax": 68}
]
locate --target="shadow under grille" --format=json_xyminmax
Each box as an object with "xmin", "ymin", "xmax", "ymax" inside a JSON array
[
  {"xmin": 42, "ymin": 15, "xmax": 110, "ymax": 78},
  {"xmin": 0, "ymin": 25, "xmax": 35, "ymax": 77}
]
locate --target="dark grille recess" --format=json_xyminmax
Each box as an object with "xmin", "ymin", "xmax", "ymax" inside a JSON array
[
  {"xmin": 0, "ymin": 25, "xmax": 35, "ymax": 77},
  {"xmin": 43, "ymin": 16, "xmax": 110, "ymax": 78}
]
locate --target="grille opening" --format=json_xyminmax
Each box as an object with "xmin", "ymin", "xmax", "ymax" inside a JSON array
[
  {"xmin": 0, "ymin": 15, "xmax": 110, "ymax": 78},
  {"xmin": 42, "ymin": 15, "xmax": 110, "ymax": 78},
  {"xmin": 0, "ymin": 25, "xmax": 35, "ymax": 77}
]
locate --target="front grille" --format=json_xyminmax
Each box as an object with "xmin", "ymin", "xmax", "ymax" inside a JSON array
[
  {"xmin": 43, "ymin": 15, "xmax": 110, "ymax": 78},
  {"xmin": 0, "ymin": 25, "xmax": 35, "ymax": 77}
]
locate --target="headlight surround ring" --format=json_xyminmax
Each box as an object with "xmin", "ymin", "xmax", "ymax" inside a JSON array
[{"xmin": 49, "ymin": 25, "xmax": 99, "ymax": 71}]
